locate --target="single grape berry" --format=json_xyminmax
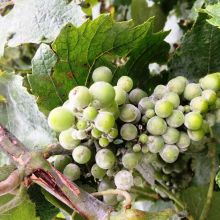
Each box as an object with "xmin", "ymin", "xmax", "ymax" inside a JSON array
[
  {"xmin": 119, "ymin": 104, "xmax": 139, "ymax": 122},
  {"xmin": 108, "ymin": 128, "xmax": 118, "ymax": 139},
  {"xmin": 99, "ymin": 137, "xmax": 109, "ymax": 147},
  {"xmin": 187, "ymin": 128, "xmax": 205, "ymax": 141},
  {"xmin": 139, "ymin": 134, "xmax": 148, "ymax": 143},
  {"xmin": 147, "ymin": 136, "xmax": 164, "ymax": 153},
  {"xmin": 63, "ymin": 163, "xmax": 81, "ymax": 181},
  {"xmin": 159, "ymin": 144, "xmax": 179, "ymax": 163},
  {"xmin": 94, "ymin": 112, "xmax": 115, "ymax": 133},
  {"xmin": 176, "ymin": 76, "xmax": 189, "ymax": 86},
  {"xmin": 48, "ymin": 107, "xmax": 75, "ymax": 132},
  {"xmin": 122, "ymin": 153, "xmax": 138, "ymax": 169},
  {"xmin": 117, "ymin": 76, "xmax": 133, "ymax": 92},
  {"xmin": 184, "ymin": 112, "xmax": 203, "ymax": 130},
  {"xmin": 114, "ymin": 170, "xmax": 134, "ymax": 190},
  {"xmin": 76, "ymin": 119, "xmax": 87, "ymax": 130},
  {"xmin": 134, "ymin": 176, "xmax": 143, "ymax": 186},
  {"xmin": 91, "ymin": 128, "xmax": 102, "ymax": 138},
  {"xmin": 120, "ymin": 123, "xmax": 138, "ymax": 141},
  {"xmin": 166, "ymin": 110, "xmax": 184, "ymax": 128},
  {"xmin": 176, "ymin": 131, "xmax": 190, "ymax": 148},
  {"xmin": 142, "ymin": 152, "xmax": 157, "ymax": 163},
  {"xmin": 72, "ymin": 145, "xmax": 91, "ymax": 164},
  {"xmin": 91, "ymin": 164, "xmax": 107, "ymax": 179},
  {"xmin": 202, "ymin": 90, "xmax": 217, "ymax": 105},
  {"xmin": 183, "ymin": 83, "xmax": 202, "ymax": 101},
  {"xmin": 167, "ymin": 78, "xmax": 185, "ymax": 95},
  {"xmin": 83, "ymin": 107, "xmax": 98, "ymax": 120},
  {"xmin": 153, "ymin": 85, "xmax": 167, "ymax": 99},
  {"xmin": 54, "ymin": 155, "xmax": 72, "ymax": 173},
  {"xmin": 103, "ymin": 189, "xmax": 118, "ymax": 206},
  {"xmin": 101, "ymin": 101, "xmax": 119, "ymax": 118},
  {"xmin": 147, "ymin": 116, "xmax": 167, "ymax": 135},
  {"xmin": 114, "ymin": 86, "xmax": 127, "ymax": 105},
  {"xmin": 155, "ymin": 100, "xmax": 173, "ymax": 118},
  {"xmin": 190, "ymin": 96, "xmax": 208, "ymax": 114},
  {"xmin": 206, "ymin": 113, "xmax": 216, "ymax": 126},
  {"xmin": 201, "ymin": 74, "xmax": 220, "ymax": 92},
  {"xmin": 129, "ymin": 88, "xmax": 148, "ymax": 105},
  {"xmin": 133, "ymin": 144, "xmax": 141, "ymax": 152},
  {"xmin": 162, "ymin": 127, "xmax": 180, "ymax": 144},
  {"xmin": 145, "ymin": 109, "xmax": 155, "ymax": 118},
  {"xmin": 92, "ymin": 66, "xmax": 112, "ymax": 83},
  {"xmin": 95, "ymin": 149, "xmax": 116, "ymax": 169},
  {"xmin": 162, "ymin": 92, "xmax": 180, "ymax": 109}
]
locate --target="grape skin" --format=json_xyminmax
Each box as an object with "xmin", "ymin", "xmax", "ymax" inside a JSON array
[
  {"xmin": 95, "ymin": 112, "xmax": 115, "ymax": 133},
  {"xmin": 122, "ymin": 153, "xmax": 138, "ymax": 169},
  {"xmin": 147, "ymin": 136, "xmax": 164, "ymax": 153},
  {"xmin": 159, "ymin": 144, "xmax": 179, "ymax": 163},
  {"xmin": 155, "ymin": 100, "xmax": 173, "ymax": 118},
  {"xmin": 120, "ymin": 123, "xmax": 138, "ymax": 140},
  {"xmin": 166, "ymin": 110, "xmax": 184, "ymax": 128},
  {"xmin": 95, "ymin": 149, "xmax": 116, "ymax": 169},
  {"xmin": 114, "ymin": 86, "xmax": 127, "ymax": 105},
  {"xmin": 183, "ymin": 83, "xmax": 202, "ymax": 101},
  {"xmin": 119, "ymin": 104, "xmax": 139, "ymax": 122},
  {"xmin": 54, "ymin": 155, "xmax": 72, "ymax": 173},
  {"xmin": 147, "ymin": 116, "xmax": 167, "ymax": 135},
  {"xmin": 63, "ymin": 163, "xmax": 81, "ymax": 181},
  {"xmin": 72, "ymin": 145, "xmax": 91, "ymax": 164},
  {"xmin": 184, "ymin": 112, "xmax": 203, "ymax": 130},
  {"xmin": 117, "ymin": 76, "xmax": 133, "ymax": 92},
  {"xmin": 114, "ymin": 170, "xmax": 134, "ymax": 190},
  {"xmin": 92, "ymin": 66, "xmax": 112, "ymax": 83},
  {"xmin": 138, "ymin": 97, "xmax": 155, "ymax": 114},
  {"xmin": 162, "ymin": 127, "xmax": 180, "ymax": 144},
  {"xmin": 129, "ymin": 88, "xmax": 148, "ymax": 105},
  {"xmin": 91, "ymin": 164, "xmax": 107, "ymax": 179}
]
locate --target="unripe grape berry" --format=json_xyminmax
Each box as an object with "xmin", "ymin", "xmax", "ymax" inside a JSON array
[
  {"xmin": 167, "ymin": 78, "xmax": 185, "ymax": 95},
  {"xmin": 54, "ymin": 155, "xmax": 72, "ymax": 172},
  {"xmin": 95, "ymin": 149, "xmax": 116, "ymax": 169},
  {"xmin": 153, "ymin": 85, "xmax": 167, "ymax": 99},
  {"xmin": 101, "ymin": 101, "xmax": 119, "ymax": 118},
  {"xmin": 94, "ymin": 112, "xmax": 115, "ymax": 133},
  {"xmin": 103, "ymin": 189, "xmax": 118, "ymax": 206},
  {"xmin": 202, "ymin": 90, "xmax": 217, "ymax": 105},
  {"xmin": 108, "ymin": 128, "xmax": 118, "ymax": 139},
  {"xmin": 48, "ymin": 107, "xmax": 75, "ymax": 132},
  {"xmin": 147, "ymin": 116, "xmax": 167, "ymax": 135},
  {"xmin": 166, "ymin": 110, "xmax": 184, "ymax": 128},
  {"xmin": 155, "ymin": 171, "xmax": 163, "ymax": 182},
  {"xmin": 83, "ymin": 107, "xmax": 98, "ymax": 120},
  {"xmin": 98, "ymin": 179, "xmax": 116, "ymax": 192},
  {"xmin": 119, "ymin": 104, "xmax": 139, "ymax": 122},
  {"xmin": 190, "ymin": 96, "xmax": 208, "ymax": 114},
  {"xmin": 92, "ymin": 66, "xmax": 112, "ymax": 83},
  {"xmin": 202, "ymin": 120, "xmax": 210, "ymax": 133},
  {"xmin": 178, "ymin": 105, "xmax": 185, "ymax": 113},
  {"xmin": 139, "ymin": 134, "xmax": 148, "ymax": 143},
  {"xmin": 62, "ymin": 100, "xmax": 77, "ymax": 112},
  {"xmin": 142, "ymin": 152, "xmax": 157, "ymax": 163},
  {"xmin": 142, "ymin": 115, "xmax": 149, "ymax": 124},
  {"xmin": 69, "ymin": 86, "xmax": 92, "ymax": 109},
  {"xmin": 142, "ymin": 145, "xmax": 149, "ymax": 153},
  {"xmin": 99, "ymin": 137, "xmax": 109, "ymax": 147},
  {"xmin": 76, "ymin": 130, "xmax": 87, "ymax": 140},
  {"xmin": 91, "ymin": 128, "xmax": 102, "ymax": 138},
  {"xmin": 138, "ymin": 97, "xmax": 155, "ymax": 114},
  {"xmin": 120, "ymin": 123, "xmax": 138, "ymax": 140},
  {"xmin": 147, "ymin": 136, "xmax": 164, "ymax": 153},
  {"xmin": 184, "ymin": 112, "xmax": 203, "ymax": 130},
  {"xmin": 91, "ymin": 164, "xmax": 107, "ymax": 179},
  {"xmin": 72, "ymin": 145, "xmax": 91, "ymax": 164},
  {"xmin": 187, "ymin": 128, "xmax": 205, "ymax": 141},
  {"xmin": 145, "ymin": 109, "xmax": 155, "ymax": 118},
  {"xmin": 117, "ymin": 76, "xmax": 133, "ymax": 92},
  {"xmin": 114, "ymin": 86, "xmax": 127, "ymax": 105},
  {"xmin": 206, "ymin": 113, "xmax": 216, "ymax": 126},
  {"xmin": 76, "ymin": 119, "xmax": 87, "ymax": 130},
  {"xmin": 201, "ymin": 74, "xmax": 220, "ymax": 92},
  {"xmin": 215, "ymin": 98, "xmax": 220, "ymax": 108},
  {"xmin": 184, "ymin": 105, "xmax": 190, "ymax": 113},
  {"xmin": 159, "ymin": 144, "xmax": 179, "ymax": 163},
  {"xmin": 122, "ymin": 153, "xmax": 138, "ymax": 169},
  {"xmin": 63, "ymin": 163, "xmax": 81, "ymax": 181},
  {"xmin": 155, "ymin": 100, "xmax": 173, "ymax": 118},
  {"xmin": 59, "ymin": 128, "xmax": 80, "ymax": 150},
  {"xmin": 89, "ymin": 82, "xmax": 115, "ymax": 108},
  {"xmin": 162, "ymin": 92, "xmax": 180, "ymax": 109},
  {"xmin": 176, "ymin": 76, "xmax": 189, "ymax": 86},
  {"xmin": 134, "ymin": 176, "xmax": 143, "ymax": 186},
  {"xmin": 176, "ymin": 131, "xmax": 190, "ymax": 148},
  {"xmin": 133, "ymin": 144, "xmax": 141, "ymax": 152},
  {"xmin": 162, "ymin": 127, "xmax": 180, "ymax": 144},
  {"xmin": 129, "ymin": 88, "xmax": 148, "ymax": 105},
  {"xmin": 114, "ymin": 170, "xmax": 134, "ymax": 190},
  {"xmin": 183, "ymin": 83, "xmax": 202, "ymax": 101},
  {"xmin": 162, "ymin": 163, "xmax": 173, "ymax": 174}
]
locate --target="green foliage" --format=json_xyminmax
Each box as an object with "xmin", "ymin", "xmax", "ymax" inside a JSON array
[
  {"xmin": 205, "ymin": 3, "xmax": 220, "ymax": 27},
  {"xmin": 0, "ymin": 164, "xmax": 16, "ymax": 182}
]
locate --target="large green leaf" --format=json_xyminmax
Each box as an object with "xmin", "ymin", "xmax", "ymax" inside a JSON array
[
  {"xmin": 0, "ymin": 164, "xmax": 16, "ymax": 182},
  {"xmin": 0, "ymin": 194, "xmax": 39, "ymax": 220},
  {"xmin": 31, "ymin": 14, "xmax": 170, "ymax": 109},
  {"xmin": 0, "ymin": 72, "xmax": 57, "ymax": 166},
  {"xmin": 169, "ymin": 12, "xmax": 220, "ymax": 82},
  {"xmin": 0, "ymin": 0, "xmax": 85, "ymax": 56},
  {"xmin": 205, "ymin": 3, "xmax": 220, "ymax": 27},
  {"xmin": 182, "ymin": 186, "xmax": 220, "ymax": 220}
]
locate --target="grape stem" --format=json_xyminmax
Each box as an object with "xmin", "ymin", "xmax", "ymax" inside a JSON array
[
  {"xmin": 0, "ymin": 62, "xmax": 32, "ymax": 73},
  {"xmin": 41, "ymin": 143, "xmax": 72, "ymax": 157},
  {"xmin": 130, "ymin": 186, "xmax": 159, "ymax": 199},
  {"xmin": 94, "ymin": 139, "xmax": 101, "ymax": 151},
  {"xmin": 91, "ymin": 189, "xmax": 132, "ymax": 209}
]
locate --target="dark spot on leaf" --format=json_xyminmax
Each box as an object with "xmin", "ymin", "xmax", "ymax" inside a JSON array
[
  {"xmin": 83, "ymin": 64, "xmax": 88, "ymax": 68},
  {"xmin": 106, "ymin": 50, "xmax": 111, "ymax": 55},
  {"xmin": 67, "ymin": 72, "xmax": 72, "ymax": 79},
  {"xmin": 58, "ymin": 82, "xmax": 61, "ymax": 87}
]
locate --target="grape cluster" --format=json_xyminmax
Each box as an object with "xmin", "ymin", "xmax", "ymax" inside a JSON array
[{"xmin": 48, "ymin": 67, "xmax": 220, "ymax": 205}]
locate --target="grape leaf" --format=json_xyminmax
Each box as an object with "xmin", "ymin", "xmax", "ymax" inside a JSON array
[
  {"xmin": 0, "ymin": 72, "xmax": 57, "ymax": 166},
  {"xmin": 0, "ymin": 0, "xmax": 85, "ymax": 56},
  {"xmin": 188, "ymin": 0, "xmax": 205, "ymax": 20},
  {"xmin": 31, "ymin": 14, "xmax": 170, "ymax": 109},
  {"xmin": 169, "ymin": 12, "xmax": 220, "ymax": 82},
  {"xmin": 182, "ymin": 186, "xmax": 220, "ymax": 220},
  {"xmin": 205, "ymin": 3, "xmax": 220, "ymax": 28},
  {"xmin": 0, "ymin": 194, "xmax": 39, "ymax": 220},
  {"xmin": 0, "ymin": 164, "xmax": 16, "ymax": 182}
]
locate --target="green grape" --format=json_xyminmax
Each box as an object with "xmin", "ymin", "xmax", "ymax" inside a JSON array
[
  {"xmin": 114, "ymin": 86, "xmax": 127, "ymax": 105},
  {"xmin": 206, "ymin": 113, "xmax": 215, "ymax": 127},
  {"xmin": 183, "ymin": 83, "xmax": 202, "ymax": 101},
  {"xmin": 142, "ymin": 152, "xmax": 157, "ymax": 163},
  {"xmin": 173, "ymin": 159, "xmax": 185, "ymax": 173},
  {"xmin": 202, "ymin": 89, "xmax": 217, "ymax": 105},
  {"xmin": 142, "ymin": 115, "xmax": 149, "ymax": 124},
  {"xmin": 147, "ymin": 116, "xmax": 167, "ymax": 135},
  {"xmin": 120, "ymin": 123, "xmax": 138, "ymax": 141},
  {"xmin": 126, "ymin": 149, "xmax": 143, "ymax": 163},
  {"xmin": 76, "ymin": 119, "xmax": 87, "ymax": 130},
  {"xmin": 184, "ymin": 112, "xmax": 203, "ymax": 130},
  {"xmin": 190, "ymin": 96, "xmax": 208, "ymax": 114},
  {"xmin": 145, "ymin": 109, "xmax": 155, "ymax": 118},
  {"xmin": 89, "ymin": 82, "xmax": 115, "ymax": 108},
  {"xmin": 162, "ymin": 163, "xmax": 173, "ymax": 174},
  {"xmin": 103, "ymin": 189, "xmax": 118, "ymax": 206},
  {"xmin": 91, "ymin": 128, "xmax": 102, "ymax": 138},
  {"xmin": 133, "ymin": 144, "xmax": 141, "ymax": 152},
  {"xmin": 69, "ymin": 86, "xmax": 92, "ymax": 109},
  {"xmin": 201, "ymin": 74, "xmax": 220, "ymax": 92},
  {"xmin": 63, "ymin": 163, "xmax": 81, "ymax": 181},
  {"xmin": 54, "ymin": 155, "xmax": 72, "ymax": 172},
  {"xmin": 83, "ymin": 107, "xmax": 98, "ymax": 120},
  {"xmin": 133, "ymin": 176, "xmax": 143, "ymax": 186},
  {"xmin": 108, "ymin": 128, "xmax": 118, "ymax": 139},
  {"xmin": 202, "ymin": 120, "xmax": 210, "ymax": 133},
  {"xmin": 98, "ymin": 179, "xmax": 116, "ymax": 191},
  {"xmin": 129, "ymin": 88, "xmax": 148, "ymax": 105},
  {"xmin": 148, "ymin": 136, "xmax": 164, "ymax": 153},
  {"xmin": 139, "ymin": 134, "xmax": 148, "ymax": 143},
  {"xmin": 94, "ymin": 112, "xmax": 115, "ymax": 133},
  {"xmin": 159, "ymin": 144, "xmax": 179, "ymax": 163},
  {"xmin": 72, "ymin": 145, "xmax": 91, "ymax": 164},
  {"xmin": 90, "ymin": 100, "xmax": 101, "ymax": 109},
  {"xmin": 212, "ymin": 109, "xmax": 220, "ymax": 123},
  {"xmin": 119, "ymin": 104, "xmax": 139, "ymax": 122},
  {"xmin": 155, "ymin": 100, "xmax": 173, "ymax": 118},
  {"xmin": 131, "ymin": 108, "xmax": 141, "ymax": 124},
  {"xmin": 76, "ymin": 130, "xmax": 87, "ymax": 140},
  {"xmin": 176, "ymin": 131, "xmax": 190, "ymax": 148},
  {"xmin": 184, "ymin": 105, "xmax": 190, "ymax": 113},
  {"xmin": 162, "ymin": 127, "xmax": 179, "ymax": 144},
  {"xmin": 92, "ymin": 66, "xmax": 112, "ymax": 83},
  {"xmin": 187, "ymin": 128, "xmax": 205, "ymax": 141},
  {"xmin": 162, "ymin": 174, "xmax": 170, "ymax": 181},
  {"xmin": 153, "ymin": 156, "xmax": 165, "ymax": 169},
  {"xmin": 176, "ymin": 76, "xmax": 189, "ymax": 86},
  {"xmin": 117, "ymin": 76, "xmax": 133, "ymax": 92},
  {"xmin": 107, "ymin": 168, "xmax": 115, "ymax": 177},
  {"xmin": 95, "ymin": 149, "xmax": 116, "ymax": 169},
  {"xmin": 59, "ymin": 128, "xmax": 80, "ymax": 150},
  {"xmin": 142, "ymin": 145, "xmax": 149, "ymax": 153},
  {"xmin": 99, "ymin": 137, "xmax": 109, "ymax": 147},
  {"xmin": 114, "ymin": 170, "xmax": 134, "ymax": 190},
  {"xmin": 178, "ymin": 105, "xmax": 185, "ymax": 113},
  {"xmin": 100, "ymin": 101, "xmax": 119, "ymax": 118},
  {"xmin": 166, "ymin": 110, "xmax": 184, "ymax": 128},
  {"xmin": 167, "ymin": 78, "xmax": 185, "ymax": 95},
  {"xmin": 162, "ymin": 92, "xmax": 180, "ymax": 109},
  {"xmin": 155, "ymin": 171, "xmax": 163, "ymax": 182},
  {"xmin": 122, "ymin": 153, "xmax": 138, "ymax": 169},
  {"xmin": 138, "ymin": 97, "xmax": 155, "ymax": 114},
  {"xmin": 91, "ymin": 164, "xmax": 107, "ymax": 179},
  {"xmin": 48, "ymin": 107, "xmax": 75, "ymax": 132},
  {"xmin": 153, "ymin": 85, "xmax": 167, "ymax": 99}
]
